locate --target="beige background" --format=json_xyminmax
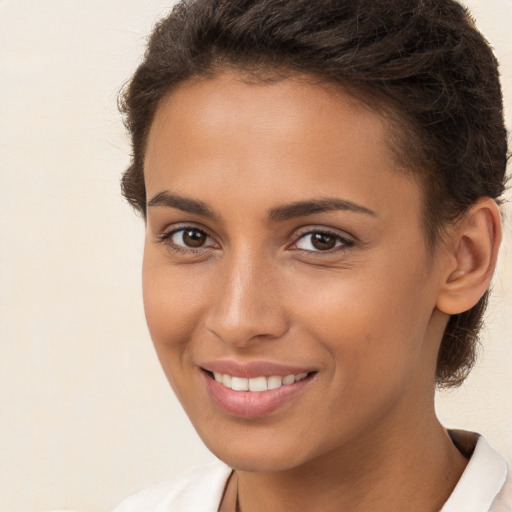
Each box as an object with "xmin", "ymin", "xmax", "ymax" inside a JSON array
[{"xmin": 0, "ymin": 1, "xmax": 510, "ymax": 511}]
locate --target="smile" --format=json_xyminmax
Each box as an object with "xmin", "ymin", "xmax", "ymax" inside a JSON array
[
  {"xmin": 212, "ymin": 372, "xmax": 309, "ymax": 392},
  {"xmin": 202, "ymin": 366, "xmax": 316, "ymax": 418}
]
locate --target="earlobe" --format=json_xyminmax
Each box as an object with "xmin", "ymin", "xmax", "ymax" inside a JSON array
[{"xmin": 436, "ymin": 198, "xmax": 502, "ymax": 315}]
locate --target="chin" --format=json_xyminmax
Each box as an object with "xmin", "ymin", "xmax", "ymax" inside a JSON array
[
  {"xmin": 198, "ymin": 427, "xmax": 317, "ymax": 473},
  {"xmin": 212, "ymin": 447, "xmax": 304, "ymax": 473}
]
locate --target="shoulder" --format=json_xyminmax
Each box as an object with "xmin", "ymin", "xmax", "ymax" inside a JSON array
[{"xmin": 111, "ymin": 461, "xmax": 232, "ymax": 512}]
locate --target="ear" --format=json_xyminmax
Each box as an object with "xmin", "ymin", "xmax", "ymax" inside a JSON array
[{"xmin": 436, "ymin": 198, "xmax": 502, "ymax": 315}]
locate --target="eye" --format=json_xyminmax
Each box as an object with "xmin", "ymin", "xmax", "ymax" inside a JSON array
[
  {"xmin": 293, "ymin": 230, "xmax": 353, "ymax": 253},
  {"xmin": 156, "ymin": 226, "xmax": 217, "ymax": 253},
  {"xmin": 170, "ymin": 228, "xmax": 210, "ymax": 248}
]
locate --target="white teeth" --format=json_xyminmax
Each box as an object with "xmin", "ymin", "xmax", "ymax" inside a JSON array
[
  {"xmin": 231, "ymin": 376, "xmax": 249, "ymax": 391},
  {"xmin": 267, "ymin": 375, "xmax": 283, "ymax": 390},
  {"xmin": 249, "ymin": 376, "xmax": 268, "ymax": 392},
  {"xmin": 211, "ymin": 371, "xmax": 309, "ymax": 392},
  {"xmin": 282, "ymin": 374, "xmax": 295, "ymax": 385}
]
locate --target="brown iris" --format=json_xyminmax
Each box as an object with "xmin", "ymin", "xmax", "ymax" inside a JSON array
[
  {"xmin": 182, "ymin": 229, "xmax": 207, "ymax": 248},
  {"xmin": 310, "ymin": 232, "xmax": 337, "ymax": 251}
]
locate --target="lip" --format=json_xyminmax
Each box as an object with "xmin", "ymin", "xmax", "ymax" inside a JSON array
[
  {"xmin": 200, "ymin": 361, "xmax": 316, "ymax": 418},
  {"xmin": 200, "ymin": 360, "xmax": 314, "ymax": 378}
]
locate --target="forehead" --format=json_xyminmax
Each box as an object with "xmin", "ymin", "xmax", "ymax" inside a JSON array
[
  {"xmin": 144, "ymin": 70, "xmax": 422, "ymax": 228},
  {"xmin": 148, "ymin": 71, "xmax": 390, "ymax": 155}
]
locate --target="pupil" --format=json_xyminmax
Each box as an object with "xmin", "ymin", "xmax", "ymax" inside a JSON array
[
  {"xmin": 312, "ymin": 233, "xmax": 336, "ymax": 250},
  {"xmin": 183, "ymin": 229, "xmax": 206, "ymax": 247}
]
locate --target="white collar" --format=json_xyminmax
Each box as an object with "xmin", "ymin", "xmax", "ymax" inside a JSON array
[{"xmin": 441, "ymin": 430, "xmax": 510, "ymax": 512}]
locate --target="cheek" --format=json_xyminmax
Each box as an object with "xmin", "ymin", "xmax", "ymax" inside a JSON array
[
  {"xmin": 290, "ymin": 255, "xmax": 435, "ymax": 387},
  {"xmin": 141, "ymin": 248, "xmax": 210, "ymax": 367}
]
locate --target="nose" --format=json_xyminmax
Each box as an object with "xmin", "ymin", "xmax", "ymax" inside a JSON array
[{"xmin": 204, "ymin": 249, "xmax": 289, "ymax": 348}]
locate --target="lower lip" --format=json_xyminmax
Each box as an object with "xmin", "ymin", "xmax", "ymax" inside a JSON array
[{"xmin": 202, "ymin": 371, "xmax": 314, "ymax": 419}]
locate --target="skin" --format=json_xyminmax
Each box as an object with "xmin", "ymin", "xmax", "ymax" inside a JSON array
[{"xmin": 142, "ymin": 69, "xmax": 480, "ymax": 512}]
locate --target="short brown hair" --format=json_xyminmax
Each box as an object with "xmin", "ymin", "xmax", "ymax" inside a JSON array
[{"xmin": 120, "ymin": 0, "xmax": 508, "ymax": 388}]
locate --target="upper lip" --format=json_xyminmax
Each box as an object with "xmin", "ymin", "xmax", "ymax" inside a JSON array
[{"xmin": 200, "ymin": 360, "xmax": 315, "ymax": 379}]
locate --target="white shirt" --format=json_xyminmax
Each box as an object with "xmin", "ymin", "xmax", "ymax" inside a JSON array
[{"xmin": 111, "ymin": 431, "xmax": 511, "ymax": 512}]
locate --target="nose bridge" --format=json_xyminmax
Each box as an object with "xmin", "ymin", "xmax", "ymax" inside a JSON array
[{"xmin": 205, "ymin": 244, "xmax": 288, "ymax": 347}]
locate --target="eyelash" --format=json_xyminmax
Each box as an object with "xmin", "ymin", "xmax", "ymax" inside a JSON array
[
  {"xmin": 291, "ymin": 229, "xmax": 354, "ymax": 253},
  {"xmin": 155, "ymin": 226, "xmax": 216, "ymax": 256},
  {"xmin": 155, "ymin": 225, "xmax": 354, "ymax": 256}
]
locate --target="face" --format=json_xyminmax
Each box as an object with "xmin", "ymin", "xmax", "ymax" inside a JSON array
[{"xmin": 142, "ymin": 70, "xmax": 449, "ymax": 472}]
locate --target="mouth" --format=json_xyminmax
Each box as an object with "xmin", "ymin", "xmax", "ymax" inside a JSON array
[
  {"xmin": 200, "ymin": 366, "xmax": 317, "ymax": 418},
  {"xmin": 204, "ymin": 370, "xmax": 312, "ymax": 391}
]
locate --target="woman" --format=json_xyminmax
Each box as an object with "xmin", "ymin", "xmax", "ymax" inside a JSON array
[{"xmin": 113, "ymin": 0, "xmax": 511, "ymax": 510}]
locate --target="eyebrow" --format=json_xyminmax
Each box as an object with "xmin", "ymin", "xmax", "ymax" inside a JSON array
[
  {"xmin": 147, "ymin": 191, "xmax": 377, "ymax": 221},
  {"xmin": 148, "ymin": 191, "xmax": 218, "ymax": 219},
  {"xmin": 268, "ymin": 197, "xmax": 377, "ymax": 221}
]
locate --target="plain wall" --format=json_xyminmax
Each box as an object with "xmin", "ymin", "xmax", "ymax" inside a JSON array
[{"xmin": 0, "ymin": 1, "xmax": 510, "ymax": 511}]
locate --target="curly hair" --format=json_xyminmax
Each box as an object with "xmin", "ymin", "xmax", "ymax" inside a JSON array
[{"xmin": 120, "ymin": 0, "xmax": 508, "ymax": 388}]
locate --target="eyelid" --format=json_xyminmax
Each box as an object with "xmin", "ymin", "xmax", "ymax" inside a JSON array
[
  {"xmin": 155, "ymin": 223, "xmax": 219, "ymax": 252},
  {"xmin": 289, "ymin": 227, "xmax": 355, "ymax": 253},
  {"xmin": 154, "ymin": 223, "xmax": 354, "ymax": 256}
]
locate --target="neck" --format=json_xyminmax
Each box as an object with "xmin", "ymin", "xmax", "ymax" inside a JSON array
[{"xmin": 234, "ymin": 407, "xmax": 468, "ymax": 512}]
